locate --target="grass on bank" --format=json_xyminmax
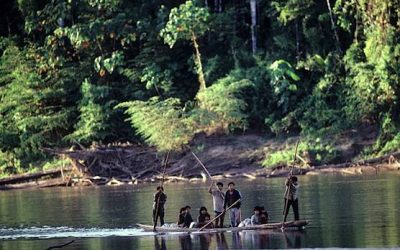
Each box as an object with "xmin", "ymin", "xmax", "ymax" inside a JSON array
[
  {"xmin": 262, "ymin": 130, "xmax": 400, "ymax": 168},
  {"xmin": 262, "ymin": 138, "xmax": 339, "ymax": 167}
]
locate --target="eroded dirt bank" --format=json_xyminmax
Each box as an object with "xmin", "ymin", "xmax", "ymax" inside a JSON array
[{"xmin": 1, "ymin": 129, "xmax": 399, "ymax": 189}]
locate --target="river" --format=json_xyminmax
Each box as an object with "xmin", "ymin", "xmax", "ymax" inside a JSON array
[{"xmin": 0, "ymin": 173, "xmax": 399, "ymax": 249}]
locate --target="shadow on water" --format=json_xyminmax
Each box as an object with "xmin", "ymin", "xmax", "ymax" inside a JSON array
[
  {"xmin": 154, "ymin": 236, "xmax": 167, "ymax": 250},
  {"xmin": 215, "ymin": 233, "xmax": 228, "ymax": 249},
  {"xmin": 152, "ymin": 230, "xmax": 305, "ymax": 250}
]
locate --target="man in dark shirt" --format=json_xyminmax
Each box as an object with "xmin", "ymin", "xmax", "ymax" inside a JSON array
[
  {"xmin": 283, "ymin": 176, "xmax": 300, "ymax": 222},
  {"xmin": 224, "ymin": 182, "xmax": 242, "ymax": 227},
  {"xmin": 153, "ymin": 186, "xmax": 167, "ymax": 226}
]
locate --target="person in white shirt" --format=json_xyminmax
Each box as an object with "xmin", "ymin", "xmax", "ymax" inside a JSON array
[{"xmin": 208, "ymin": 181, "xmax": 225, "ymax": 228}]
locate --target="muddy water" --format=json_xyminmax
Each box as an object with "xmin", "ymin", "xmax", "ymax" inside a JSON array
[{"xmin": 1, "ymin": 173, "xmax": 400, "ymax": 249}]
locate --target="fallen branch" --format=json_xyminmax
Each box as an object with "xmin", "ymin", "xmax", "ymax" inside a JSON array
[
  {"xmin": 0, "ymin": 168, "xmax": 71, "ymax": 185},
  {"xmin": 46, "ymin": 240, "xmax": 75, "ymax": 250}
]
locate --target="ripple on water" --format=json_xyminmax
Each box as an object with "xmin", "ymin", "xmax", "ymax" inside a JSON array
[{"xmin": 0, "ymin": 226, "xmax": 155, "ymax": 239}]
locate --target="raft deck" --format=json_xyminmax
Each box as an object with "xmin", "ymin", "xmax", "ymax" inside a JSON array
[{"xmin": 137, "ymin": 220, "xmax": 308, "ymax": 233}]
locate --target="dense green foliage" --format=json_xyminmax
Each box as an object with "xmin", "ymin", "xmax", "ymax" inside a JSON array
[
  {"xmin": 262, "ymin": 139, "xmax": 338, "ymax": 167},
  {"xmin": 0, "ymin": 0, "xmax": 399, "ymax": 174}
]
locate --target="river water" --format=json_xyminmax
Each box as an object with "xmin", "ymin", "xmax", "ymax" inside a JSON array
[{"xmin": 0, "ymin": 173, "xmax": 399, "ymax": 249}]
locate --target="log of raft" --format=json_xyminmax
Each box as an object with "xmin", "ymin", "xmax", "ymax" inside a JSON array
[{"xmin": 137, "ymin": 220, "xmax": 308, "ymax": 233}]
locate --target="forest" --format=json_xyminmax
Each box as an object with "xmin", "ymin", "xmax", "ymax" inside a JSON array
[{"xmin": 0, "ymin": 0, "xmax": 399, "ymax": 176}]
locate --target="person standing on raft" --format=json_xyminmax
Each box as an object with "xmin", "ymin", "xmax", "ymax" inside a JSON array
[
  {"xmin": 153, "ymin": 186, "xmax": 167, "ymax": 226},
  {"xmin": 283, "ymin": 175, "xmax": 299, "ymax": 222},
  {"xmin": 224, "ymin": 182, "xmax": 242, "ymax": 227},
  {"xmin": 209, "ymin": 181, "xmax": 225, "ymax": 228}
]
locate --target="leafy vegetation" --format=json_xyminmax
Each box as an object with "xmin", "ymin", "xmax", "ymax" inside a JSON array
[
  {"xmin": 262, "ymin": 139, "xmax": 339, "ymax": 167},
  {"xmin": 0, "ymin": 0, "xmax": 399, "ymax": 175}
]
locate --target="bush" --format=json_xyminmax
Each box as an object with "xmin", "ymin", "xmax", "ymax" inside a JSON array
[
  {"xmin": 262, "ymin": 138, "xmax": 339, "ymax": 167},
  {"xmin": 195, "ymin": 76, "xmax": 254, "ymax": 133},
  {"xmin": 116, "ymin": 97, "xmax": 194, "ymax": 152}
]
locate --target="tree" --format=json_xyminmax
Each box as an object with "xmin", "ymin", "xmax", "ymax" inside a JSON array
[
  {"xmin": 116, "ymin": 97, "xmax": 194, "ymax": 152},
  {"xmin": 160, "ymin": 1, "xmax": 210, "ymax": 91},
  {"xmin": 0, "ymin": 43, "xmax": 76, "ymax": 170}
]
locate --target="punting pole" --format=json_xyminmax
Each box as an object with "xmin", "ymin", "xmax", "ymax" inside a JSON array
[
  {"xmin": 190, "ymin": 148, "xmax": 212, "ymax": 179},
  {"xmin": 198, "ymin": 198, "xmax": 241, "ymax": 231}
]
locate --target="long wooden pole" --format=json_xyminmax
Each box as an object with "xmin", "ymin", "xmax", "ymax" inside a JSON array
[
  {"xmin": 190, "ymin": 150, "xmax": 212, "ymax": 179},
  {"xmin": 198, "ymin": 198, "xmax": 241, "ymax": 231},
  {"xmin": 281, "ymin": 140, "xmax": 299, "ymax": 228},
  {"xmin": 153, "ymin": 151, "xmax": 170, "ymax": 231},
  {"xmin": 291, "ymin": 140, "xmax": 299, "ymax": 174}
]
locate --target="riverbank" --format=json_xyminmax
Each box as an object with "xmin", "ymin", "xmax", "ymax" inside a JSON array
[{"xmin": 1, "ymin": 129, "xmax": 400, "ymax": 190}]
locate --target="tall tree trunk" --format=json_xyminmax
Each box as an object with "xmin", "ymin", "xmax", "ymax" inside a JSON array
[
  {"xmin": 191, "ymin": 32, "xmax": 206, "ymax": 91},
  {"xmin": 250, "ymin": 0, "xmax": 257, "ymax": 54},
  {"xmin": 325, "ymin": 0, "xmax": 342, "ymax": 53},
  {"xmin": 295, "ymin": 19, "xmax": 300, "ymax": 62},
  {"xmin": 214, "ymin": 0, "xmax": 222, "ymax": 13},
  {"xmin": 205, "ymin": 0, "xmax": 208, "ymax": 8},
  {"xmin": 6, "ymin": 16, "xmax": 11, "ymax": 36}
]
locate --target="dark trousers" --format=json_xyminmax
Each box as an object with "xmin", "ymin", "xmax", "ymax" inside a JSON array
[
  {"xmin": 283, "ymin": 198, "xmax": 299, "ymax": 222},
  {"xmin": 153, "ymin": 207, "xmax": 165, "ymax": 226},
  {"xmin": 214, "ymin": 211, "xmax": 225, "ymax": 228}
]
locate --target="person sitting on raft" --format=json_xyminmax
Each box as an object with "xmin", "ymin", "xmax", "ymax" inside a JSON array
[
  {"xmin": 177, "ymin": 207, "xmax": 186, "ymax": 227},
  {"xmin": 203, "ymin": 214, "xmax": 214, "ymax": 229},
  {"xmin": 197, "ymin": 207, "xmax": 211, "ymax": 228},
  {"xmin": 183, "ymin": 206, "xmax": 193, "ymax": 228},
  {"xmin": 238, "ymin": 206, "xmax": 261, "ymax": 227},
  {"xmin": 238, "ymin": 206, "xmax": 268, "ymax": 227},
  {"xmin": 194, "ymin": 207, "xmax": 214, "ymax": 228},
  {"xmin": 259, "ymin": 206, "xmax": 269, "ymax": 224},
  {"xmin": 250, "ymin": 206, "xmax": 261, "ymax": 225}
]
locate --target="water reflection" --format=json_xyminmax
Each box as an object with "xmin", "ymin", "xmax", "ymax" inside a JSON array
[
  {"xmin": 199, "ymin": 234, "xmax": 212, "ymax": 249},
  {"xmin": 179, "ymin": 235, "xmax": 192, "ymax": 249},
  {"xmin": 215, "ymin": 233, "xmax": 228, "ymax": 249},
  {"xmin": 232, "ymin": 232, "xmax": 243, "ymax": 249},
  {"xmin": 150, "ymin": 231, "xmax": 305, "ymax": 250},
  {"xmin": 2, "ymin": 174, "xmax": 400, "ymax": 249},
  {"xmin": 283, "ymin": 231, "xmax": 303, "ymax": 248},
  {"xmin": 242, "ymin": 231, "xmax": 272, "ymax": 249},
  {"xmin": 154, "ymin": 236, "xmax": 167, "ymax": 250},
  {"xmin": 240, "ymin": 230, "xmax": 305, "ymax": 249}
]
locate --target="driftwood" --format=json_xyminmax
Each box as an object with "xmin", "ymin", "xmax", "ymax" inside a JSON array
[
  {"xmin": 0, "ymin": 177, "xmax": 69, "ymax": 190},
  {"xmin": 46, "ymin": 240, "xmax": 75, "ymax": 250},
  {"xmin": 44, "ymin": 145, "xmax": 162, "ymax": 181},
  {"xmin": 0, "ymin": 168, "xmax": 71, "ymax": 185},
  {"xmin": 2, "ymin": 144, "xmax": 399, "ymax": 190}
]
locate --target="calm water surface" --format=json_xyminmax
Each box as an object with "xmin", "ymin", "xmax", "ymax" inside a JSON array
[{"xmin": 0, "ymin": 173, "xmax": 399, "ymax": 249}]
